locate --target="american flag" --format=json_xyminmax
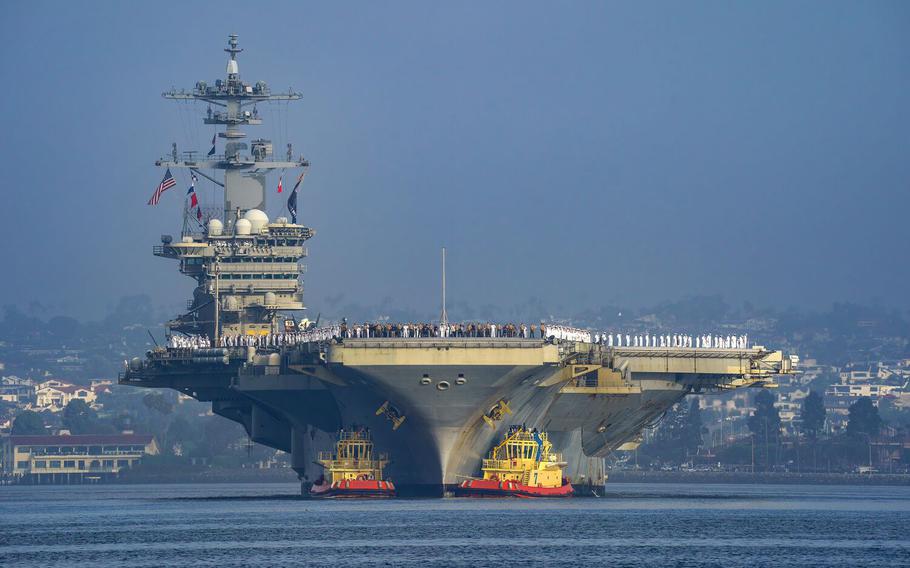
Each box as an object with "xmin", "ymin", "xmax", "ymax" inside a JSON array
[{"xmin": 148, "ymin": 169, "xmax": 177, "ymax": 205}]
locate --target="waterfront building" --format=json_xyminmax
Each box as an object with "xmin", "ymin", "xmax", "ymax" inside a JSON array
[
  {"xmin": 0, "ymin": 376, "xmax": 35, "ymax": 405},
  {"xmin": 840, "ymin": 368, "xmax": 877, "ymax": 383},
  {"xmin": 34, "ymin": 380, "xmax": 98, "ymax": 411},
  {"xmin": 826, "ymin": 383, "xmax": 902, "ymax": 404},
  {"xmin": 1, "ymin": 433, "xmax": 158, "ymax": 483}
]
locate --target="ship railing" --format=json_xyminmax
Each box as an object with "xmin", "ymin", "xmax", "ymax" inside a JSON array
[
  {"xmin": 159, "ymin": 153, "xmax": 302, "ymax": 164},
  {"xmin": 483, "ymin": 459, "xmax": 522, "ymax": 470},
  {"xmin": 153, "ymin": 245, "xmax": 205, "ymax": 257},
  {"xmin": 482, "ymin": 454, "xmax": 563, "ymax": 470},
  {"xmin": 337, "ymin": 431, "xmax": 373, "ymax": 441},
  {"xmin": 317, "ymin": 457, "xmax": 386, "ymax": 469}
]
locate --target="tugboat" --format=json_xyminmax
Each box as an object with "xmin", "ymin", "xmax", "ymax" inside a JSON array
[
  {"xmin": 310, "ymin": 428, "xmax": 396, "ymax": 498},
  {"xmin": 456, "ymin": 425, "xmax": 573, "ymax": 498}
]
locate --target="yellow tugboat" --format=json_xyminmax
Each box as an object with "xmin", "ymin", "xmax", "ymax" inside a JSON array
[
  {"xmin": 455, "ymin": 425, "xmax": 573, "ymax": 498},
  {"xmin": 310, "ymin": 428, "xmax": 395, "ymax": 498}
]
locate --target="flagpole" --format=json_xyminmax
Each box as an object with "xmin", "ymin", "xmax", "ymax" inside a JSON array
[
  {"xmin": 181, "ymin": 181, "xmax": 191, "ymax": 237},
  {"xmin": 213, "ymin": 259, "xmax": 221, "ymax": 346},
  {"xmin": 440, "ymin": 247, "xmax": 448, "ymax": 327}
]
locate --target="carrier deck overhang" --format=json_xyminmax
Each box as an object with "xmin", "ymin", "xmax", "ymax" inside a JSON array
[{"xmin": 121, "ymin": 338, "xmax": 793, "ymax": 495}]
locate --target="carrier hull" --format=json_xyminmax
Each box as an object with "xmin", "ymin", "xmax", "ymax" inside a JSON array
[{"xmin": 126, "ymin": 339, "xmax": 791, "ymax": 495}]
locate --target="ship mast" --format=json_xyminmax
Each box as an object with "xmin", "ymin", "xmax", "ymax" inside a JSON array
[
  {"xmin": 152, "ymin": 35, "xmax": 314, "ymax": 341},
  {"xmin": 157, "ymin": 33, "xmax": 308, "ymax": 222}
]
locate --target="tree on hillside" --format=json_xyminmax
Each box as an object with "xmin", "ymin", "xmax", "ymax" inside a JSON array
[
  {"xmin": 683, "ymin": 398, "xmax": 706, "ymax": 457},
  {"xmin": 846, "ymin": 397, "xmax": 882, "ymax": 438},
  {"xmin": 143, "ymin": 392, "xmax": 174, "ymax": 415},
  {"xmin": 62, "ymin": 399, "xmax": 101, "ymax": 434},
  {"xmin": 641, "ymin": 398, "xmax": 707, "ymax": 464},
  {"xmin": 641, "ymin": 403, "xmax": 687, "ymax": 464},
  {"xmin": 748, "ymin": 390, "xmax": 782, "ymax": 444},
  {"xmin": 11, "ymin": 410, "xmax": 46, "ymax": 435},
  {"xmin": 201, "ymin": 417, "xmax": 246, "ymax": 457},
  {"xmin": 166, "ymin": 415, "xmax": 200, "ymax": 456},
  {"xmin": 801, "ymin": 391, "xmax": 826, "ymax": 439},
  {"xmin": 0, "ymin": 400, "xmax": 16, "ymax": 425}
]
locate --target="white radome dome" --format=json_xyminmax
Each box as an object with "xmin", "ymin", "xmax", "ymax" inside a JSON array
[
  {"xmin": 207, "ymin": 219, "xmax": 223, "ymax": 236},
  {"xmin": 243, "ymin": 209, "xmax": 269, "ymax": 233},
  {"xmin": 235, "ymin": 218, "xmax": 252, "ymax": 236},
  {"xmin": 223, "ymin": 296, "xmax": 240, "ymax": 311}
]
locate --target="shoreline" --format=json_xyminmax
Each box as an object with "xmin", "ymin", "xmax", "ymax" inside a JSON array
[
  {"xmin": 605, "ymin": 470, "xmax": 910, "ymax": 486},
  {"xmin": 6, "ymin": 468, "xmax": 910, "ymax": 487}
]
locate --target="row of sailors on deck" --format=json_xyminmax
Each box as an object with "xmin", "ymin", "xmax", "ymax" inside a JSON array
[
  {"xmin": 168, "ymin": 327, "xmax": 748, "ymax": 350},
  {"xmin": 168, "ymin": 326, "xmax": 345, "ymax": 350},
  {"xmin": 168, "ymin": 335, "xmax": 212, "ymax": 349},
  {"xmin": 220, "ymin": 326, "xmax": 344, "ymax": 347},
  {"xmin": 595, "ymin": 333, "xmax": 749, "ymax": 349},
  {"xmin": 171, "ymin": 323, "xmax": 593, "ymax": 349},
  {"xmin": 342, "ymin": 322, "xmax": 528, "ymax": 339},
  {"xmin": 339, "ymin": 322, "xmax": 591, "ymax": 341}
]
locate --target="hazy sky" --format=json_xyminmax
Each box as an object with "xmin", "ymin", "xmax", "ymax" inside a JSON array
[{"xmin": 2, "ymin": 1, "xmax": 908, "ymax": 319}]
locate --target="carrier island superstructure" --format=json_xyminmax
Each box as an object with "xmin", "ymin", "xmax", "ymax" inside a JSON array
[{"xmin": 122, "ymin": 36, "xmax": 796, "ymax": 496}]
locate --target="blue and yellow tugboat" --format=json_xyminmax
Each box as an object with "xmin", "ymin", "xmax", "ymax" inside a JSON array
[
  {"xmin": 310, "ymin": 428, "xmax": 395, "ymax": 498},
  {"xmin": 456, "ymin": 425, "xmax": 573, "ymax": 498}
]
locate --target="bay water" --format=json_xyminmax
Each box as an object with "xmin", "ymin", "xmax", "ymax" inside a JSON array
[{"xmin": 1, "ymin": 482, "xmax": 908, "ymax": 567}]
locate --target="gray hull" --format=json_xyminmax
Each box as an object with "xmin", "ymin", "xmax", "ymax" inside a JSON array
[{"xmin": 126, "ymin": 338, "xmax": 791, "ymax": 495}]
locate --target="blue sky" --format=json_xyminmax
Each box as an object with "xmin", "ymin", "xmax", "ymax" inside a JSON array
[{"xmin": 2, "ymin": 1, "xmax": 908, "ymax": 319}]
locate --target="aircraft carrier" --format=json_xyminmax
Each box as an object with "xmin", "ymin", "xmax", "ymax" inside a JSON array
[{"xmin": 122, "ymin": 35, "xmax": 796, "ymax": 496}]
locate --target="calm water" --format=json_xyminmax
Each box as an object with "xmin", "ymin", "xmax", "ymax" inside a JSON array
[{"xmin": 1, "ymin": 483, "xmax": 909, "ymax": 567}]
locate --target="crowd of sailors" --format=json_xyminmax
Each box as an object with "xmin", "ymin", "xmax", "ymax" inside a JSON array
[
  {"xmin": 339, "ymin": 322, "xmax": 588, "ymax": 341},
  {"xmin": 167, "ymin": 326, "xmax": 343, "ymax": 349},
  {"xmin": 220, "ymin": 326, "xmax": 343, "ymax": 347},
  {"xmin": 594, "ymin": 333, "xmax": 749, "ymax": 349},
  {"xmin": 168, "ymin": 335, "xmax": 213, "ymax": 349},
  {"xmin": 167, "ymin": 324, "xmax": 749, "ymax": 351}
]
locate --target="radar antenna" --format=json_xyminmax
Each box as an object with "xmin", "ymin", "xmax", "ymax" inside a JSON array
[{"xmin": 158, "ymin": 34, "xmax": 309, "ymax": 220}]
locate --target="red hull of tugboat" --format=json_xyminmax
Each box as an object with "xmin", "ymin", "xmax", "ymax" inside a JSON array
[
  {"xmin": 455, "ymin": 479, "xmax": 574, "ymax": 498},
  {"xmin": 310, "ymin": 479, "xmax": 396, "ymax": 499}
]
